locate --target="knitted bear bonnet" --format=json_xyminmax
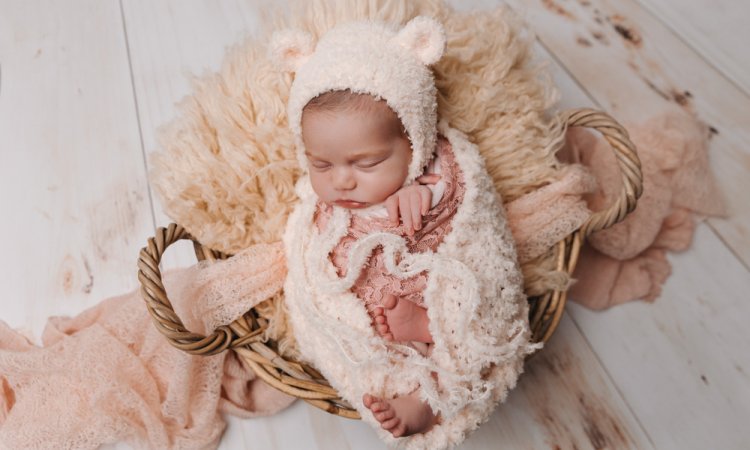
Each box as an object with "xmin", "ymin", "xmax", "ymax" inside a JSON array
[{"xmin": 270, "ymin": 16, "xmax": 447, "ymax": 187}]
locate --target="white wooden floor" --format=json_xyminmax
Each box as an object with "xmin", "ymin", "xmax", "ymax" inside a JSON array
[{"xmin": 1, "ymin": 1, "xmax": 748, "ymax": 449}]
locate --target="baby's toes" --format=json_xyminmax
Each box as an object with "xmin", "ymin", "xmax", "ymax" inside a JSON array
[
  {"xmin": 383, "ymin": 294, "xmax": 398, "ymax": 310},
  {"xmin": 367, "ymin": 306, "xmax": 380, "ymax": 319},
  {"xmin": 376, "ymin": 324, "xmax": 389, "ymax": 335},
  {"xmin": 375, "ymin": 315, "xmax": 386, "ymax": 324},
  {"xmin": 375, "ymin": 408, "xmax": 395, "ymax": 423},
  {"xmin": 391, "ymin": 422, "xmax": 408, "ymax": 438},
  {"xmin": 381, "ymin": 416, "xmax": 401, "ymax": 431},
  {"xmin": 371, "ymin": 401, "xmax": 389, "ymax": 413}
]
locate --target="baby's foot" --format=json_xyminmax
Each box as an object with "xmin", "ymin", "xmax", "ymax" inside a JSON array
[
  {"xmin": 371, "ymin": 294, "xmax": 433, "ymax": 343},
  {"xmin": 362, "ymin": 392, "xmax": 439, "ymax": 438}
]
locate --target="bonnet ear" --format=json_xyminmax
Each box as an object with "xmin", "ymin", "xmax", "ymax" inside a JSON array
[
  {"xmin": 391, "ymin": 16, "xmax": 446, "ymax": 66},
  {"xmin": 268, "ymin": 29, "xmax": 316, "ymax": 72}
]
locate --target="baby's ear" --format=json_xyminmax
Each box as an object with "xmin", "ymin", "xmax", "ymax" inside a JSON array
[
  {"xmin": 391, "ymin": 16, "xmax": 446, "ymax": 66},
  {"xmin": 268, "ymin": 29, "xmax": 316, "ymax": 72}
]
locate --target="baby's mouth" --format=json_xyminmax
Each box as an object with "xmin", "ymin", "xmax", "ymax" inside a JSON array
[{"xmin": 332, "ymin": 199, "xmax": 369, "ymax": 209}]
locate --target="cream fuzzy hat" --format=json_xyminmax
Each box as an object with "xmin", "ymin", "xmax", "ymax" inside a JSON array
[{"xmin": 270, "ymin": 16, "xmax": 447, "ymax": 186}]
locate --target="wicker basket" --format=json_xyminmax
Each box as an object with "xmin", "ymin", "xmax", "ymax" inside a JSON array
[{"xmin": 138, "ymin": 108, "xmax": 642, "ymax": 419}]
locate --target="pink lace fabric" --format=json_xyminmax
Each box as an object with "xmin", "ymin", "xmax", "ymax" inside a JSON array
[
  {"xmin": 314, "ymin": 136, "xmax": 466, "ymax": 313},
  {"xmin": 505, "ymin": 163, "xmax": 599, "ymax": 264},
  {"xmin": 558, "ymin": 110, "xmax": 728, "ymax": 309},
  {"xmin": 0, "ymin": 243, "xmax": 295, "ymax": 449}
]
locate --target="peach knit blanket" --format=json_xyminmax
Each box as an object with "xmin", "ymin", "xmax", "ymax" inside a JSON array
[
  {"xmin": 561, "ymin": 110, "xmax": 726, "ymax": 308},
  {"xmin": 511, "ymin": 109, "xmax": 726, "ymax": 309},
  {"xmin": 0, "ymin": 243, "xmax": 295, "ymax": 449}
]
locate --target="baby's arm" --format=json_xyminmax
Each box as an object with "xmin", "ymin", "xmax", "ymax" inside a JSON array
[{"xmin": 384, "ymin": 174, "xmax": 441, "ymax": 235}]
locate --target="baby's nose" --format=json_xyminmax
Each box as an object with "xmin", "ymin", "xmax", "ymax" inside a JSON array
[{"xmin": 332, "ymin": 167, "xmax": 356, "ymax": 190}]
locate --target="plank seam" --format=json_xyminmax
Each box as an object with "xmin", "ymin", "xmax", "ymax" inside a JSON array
[
  {"xmin": 706, "ymin": 220, "xmax": 750, "ymax": 273},
  {"xmin": 118, "ymin": 0, "xmax": 157, "ymax": 233},
  {"xmin": 566, "ymin": 311, "xmax": 657, "ymax": 450}
]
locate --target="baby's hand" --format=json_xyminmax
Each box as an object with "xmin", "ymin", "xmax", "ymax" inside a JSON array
[{"xmin": 384, "ymin": 174, "xmax": 441, "ymax": 235}]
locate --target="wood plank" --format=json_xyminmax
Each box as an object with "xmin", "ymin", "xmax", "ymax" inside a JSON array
[
  {"xmin": 502, "ymin": 0, "xmax": 750, "ymax": 270},
  {"xmin": 120, "ymin": 0, "xmax": 657, "ymax": 447},
  {"xmin": 635, "ymin": 0, "xmax": 750, "ymax": 96},
  {"xmin": 475, "ymin": 314, "xmax": 653, "ymax": 449},
  {"xmin": 120, "ymin": 0, "xmax": 273, "ymax": 229},
  {"xmin": 120, "ymin": 0, "xmax": 279, "ymax": 269},
  {"xmin": 567, "ymin": 224, "xmax": 750, "ymax": 449},
  {"xmin": 120, "ymin": 1, "xmax": 318, "ymax": 448},
  {"xmin": 0, "ymin": 0, "xmax": 153, "ymax": 342},
  {"xmin": 497, "ymin": 1, "xmax": 750, "ymax": 448}
]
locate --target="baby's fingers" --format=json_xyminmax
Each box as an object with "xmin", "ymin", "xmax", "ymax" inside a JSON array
[
  {"xmin": 419, "ymin": 186, "xmax": 432, "ymax": 215},
  {"xmin": 416, "ymin": 173, "xmax": 441, "ymax": 184},
  {"xmin": 410, "ymin": 190, "xmax": 422, "ymax": 232},
  {"xmin": 399, "ymin": 194, "xmax": 412, "ymax": 233},
  {"xmin": 385, "ymin": 195, "xmax": 399, "ymax": 226}
]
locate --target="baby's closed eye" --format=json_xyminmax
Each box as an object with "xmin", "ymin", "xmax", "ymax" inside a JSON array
[
  {"xmin": 354, "ymin": 157, "xmax": 388, "ymax": 169},
  {"xmin": 310, "ymin": 160, "xmax": 331, "ymax": 170}
]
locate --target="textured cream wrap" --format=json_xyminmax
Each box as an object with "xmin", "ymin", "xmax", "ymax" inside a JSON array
[{"xmin": 283, "ymin": 121, "xmax": 542, "ymax": 450}]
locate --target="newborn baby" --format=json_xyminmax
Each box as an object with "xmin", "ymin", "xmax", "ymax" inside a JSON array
[
  {"xmin": 304, "ymin": 89, "xmax": 458, "ymax": 436},
  {"xmin": 273, "ymin": 17, "xmax": 542, "ymax": 449}
]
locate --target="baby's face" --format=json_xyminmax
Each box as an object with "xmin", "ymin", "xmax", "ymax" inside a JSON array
[{"xmin": 301, "ymin": 100, "xmax": 411, "ymax": 209}]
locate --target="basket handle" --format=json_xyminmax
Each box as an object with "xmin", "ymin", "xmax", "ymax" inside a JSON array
[
  {"xmin": 561, "ymin": 108, "xmax": 643, "ymax": 237},
  {"xmin": 137, "ymin": 223, "xmax": 254, "ymax": 355}
]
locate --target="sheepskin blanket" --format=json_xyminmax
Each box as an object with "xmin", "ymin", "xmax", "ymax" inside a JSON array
[{"xmin": 283, "ymin": 121, "xmax": 542, "ymax": 450}]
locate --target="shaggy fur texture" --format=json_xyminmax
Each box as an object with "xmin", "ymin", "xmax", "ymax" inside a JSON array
[{"xmin": 150, "ymin": 0, "xmax": 567, "ymax": 360}]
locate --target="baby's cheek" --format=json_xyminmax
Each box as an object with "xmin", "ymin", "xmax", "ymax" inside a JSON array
[
  {"xmin": 309, "ymin": 173, "xmax": 331, "ymax": 200},
  {"xmin": 382, "ymin": 163, "xmax": 408, "ymax": 190},
  {"xmin": 363, "ymin": 170, "xmax": 401, "ymax": 202}
]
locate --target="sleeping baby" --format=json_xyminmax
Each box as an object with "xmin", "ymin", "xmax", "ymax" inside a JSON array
[{"xmin": 272, "ymin": 16, "xmax": 542, "ymax": 449}]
